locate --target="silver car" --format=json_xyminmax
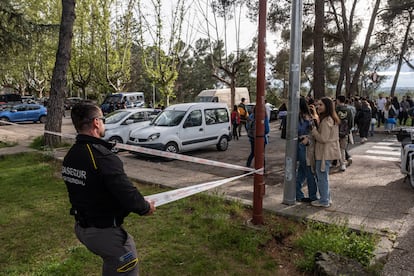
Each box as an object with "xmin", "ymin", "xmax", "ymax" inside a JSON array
[{"xmin": 103, "ymin": 108, "xmax": 160, "ymax": 152}]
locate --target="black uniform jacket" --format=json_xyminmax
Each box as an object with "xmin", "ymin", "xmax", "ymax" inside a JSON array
[{"xmin": 62, "ymin": 134, "xmax": 150, "ymax": 226}]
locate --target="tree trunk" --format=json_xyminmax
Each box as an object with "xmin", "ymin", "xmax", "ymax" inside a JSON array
[
  {"xmin": 230, "ymin": 78, "xmax": 236, "ymax": 108},
  {"xmin": 313, "ymin": 0, "xmax": 325, "ymax": 99},
  {"xmin": 390, "ymin": 11, "xmax": 413, "ymax": 97},
  {"xmin": 349, "ymin": 0, "xmax": 381, "ymax": 96},
  {"xmin": 45, "ymin": 0, "xmax": 76, "ymax": 147}
]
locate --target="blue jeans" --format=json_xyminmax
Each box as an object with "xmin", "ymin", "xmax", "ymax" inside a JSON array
[
  {"xmin": 315, "ymin": 160, "xmax": 331, "ymax": 205},
  {"xmin": 296, "ymin": 143, "xmax": 318, "ymax": 201},
  {"xmin": 246, "ymin": 138, "xmax": 266, "ymax": 169},
  {"xmin": 370, "ymin": 123, "xmax": 375, "ymax": 136}
]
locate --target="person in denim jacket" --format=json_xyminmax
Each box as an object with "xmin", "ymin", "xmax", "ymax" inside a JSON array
[{"xmin": 296, "ymin": 97, "xmax": 318, "ymax": 203}]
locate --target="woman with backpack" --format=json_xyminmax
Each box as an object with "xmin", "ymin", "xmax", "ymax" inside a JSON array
[
  {"xmin": 384, "ymin": 99, "xmax": 397, "ymax": 132},
  {"xmin": 310, "ymin": 97, "xmax": 341, "ymax": 208},
  {"xmin": 231, "ymin": 105, "xmax": 240, "ymax": 140}
]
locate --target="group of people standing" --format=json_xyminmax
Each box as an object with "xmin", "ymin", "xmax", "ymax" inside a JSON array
[
  {"xmin": 376, "ymin": 95, "xmax": 414, "ymax": 131},
  {"xmin": 295, "ymin": 96, "xmax": 341, "ymax": 208},
  {"xmin": 296, "ymin": 93, "xmax": 414, "ymax": 208}
]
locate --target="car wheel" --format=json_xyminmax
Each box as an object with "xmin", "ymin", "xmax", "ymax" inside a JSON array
[
  {"xmin": 216, "ymin": 136, "xmax": 229, "ymax": 151},
  {"xmin": 165, "ymin": 142, "xmax": 179, "ymax": 153},
  {"xmin": 109, "ymin": 136, "xmax": 123, "ymax": 153},
  {"xmin": 0, "ymin": 117, "xmax": 9, "ymax": 126},
  {"xmin": 39, "ymin": 115, "xmax": 47, "ymax": 123}
]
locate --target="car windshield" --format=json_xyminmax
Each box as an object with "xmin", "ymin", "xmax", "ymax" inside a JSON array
[
  {"xmin": 196, "ymin": 96, "xmax": 213, "ymax": 102},
  {"xmin": 105, "ymin": 110, "xmax": 130, "ymax": 124},
  {"xmin": 151, "ymin": 110, "xmax": 186, "ymax": 126},
  {"xmin": 103, "ymin": 94, "xmax": 122, "ymax": 104}
]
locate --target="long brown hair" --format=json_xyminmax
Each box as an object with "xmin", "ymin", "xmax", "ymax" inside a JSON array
[{"xmin": 318, "ymin": 97, "xmax": 340, "ymax": 125}]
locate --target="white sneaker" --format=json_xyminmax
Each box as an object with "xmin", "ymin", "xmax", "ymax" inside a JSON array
[
  {"xmin": 340, "ymin": 164, "xmax": 346, "ymax": 171},
  {"xmin": 311, "ymin": 201, "xmax": 330, "ymax": 208}
]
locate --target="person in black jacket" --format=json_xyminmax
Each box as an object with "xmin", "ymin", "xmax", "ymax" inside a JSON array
[
  {"xmin": 62, "ymin": 102, "xmax": 155, "ymax": 275},
  {"xmin": 356, "ymin": 98, "xmax": 372, "ymax": 143}
]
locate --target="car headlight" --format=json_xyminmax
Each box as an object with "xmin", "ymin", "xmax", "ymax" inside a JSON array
[{"xmin": 148, "ymin": 133, "xmax": 160, "ymax": 141}]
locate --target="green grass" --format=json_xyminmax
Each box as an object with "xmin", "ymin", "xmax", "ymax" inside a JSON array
[
  {"xmin": 0, "ymin": 152, "xmax": 378, "ymax": 275},
  {"xmin": 294, "ymin": 222, "xmax": 378, "ymax": 272},
  {"xmin": 30, "ymin": 135, "xmax": 72, "ymax": 151}
]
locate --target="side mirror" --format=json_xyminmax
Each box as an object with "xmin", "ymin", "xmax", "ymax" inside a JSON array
[
  {"xmin": 183, "ymin": 121, "xmax": 192, "ymax": 128},
  {"xmin": 125, "ymin": 119, "xmax": 134, "ymax": 125}
]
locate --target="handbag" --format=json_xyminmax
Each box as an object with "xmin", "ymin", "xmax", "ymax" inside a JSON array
[{"xmin": 371, "ymin": 118, "xmax": 377, "ymax": 125}]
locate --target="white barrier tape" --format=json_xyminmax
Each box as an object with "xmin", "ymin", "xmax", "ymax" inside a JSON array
[
  {"xmin": 145, "ymin": 170, "xmax": 260, "ymax": 207},
  {"xmin": 2, "ymin": 120, "xmax": 265, "ymax": 207},
  {"xmin": 44, "ymin": 130, "xmax": 77, "ymax": 139},
  {"xmin": 43, "ymin": 128, "xmax": 265, "ymax": 206},
  {"xmin": 43, "ymin": 129, "xmax": 258, "ymax": 174},
  {"xmin": 116, "ymin": 142, "xmax": 257, "ymax": 173},
  {"xmin": 3, "ymin": 122, "xmax": 259, "ymax": 174},
  {"xmin": 0, "ymin": 120, "xmax": 22, "ymax": 126}
]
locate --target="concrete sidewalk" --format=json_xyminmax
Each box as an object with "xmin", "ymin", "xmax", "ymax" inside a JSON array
[{"xmin": 1, "ymin": 123, "xmax": 413, "ymax": 275}]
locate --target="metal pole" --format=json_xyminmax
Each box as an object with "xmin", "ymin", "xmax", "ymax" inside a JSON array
[
  {"xmin": 282, "ymin": 0, "xmax": 303, "ymax": 205},
  {"xmin": 152, "ymin": 84, "xmax": 156, "ymax": 107},
  {"xmin": 252, "ymin": 0, "xmax": 267, "ymax": 225}
]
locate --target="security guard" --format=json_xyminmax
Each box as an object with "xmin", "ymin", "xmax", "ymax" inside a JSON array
[{"xmin": 62, "ymin": 102, "xmax": 155, "ymax": 275}]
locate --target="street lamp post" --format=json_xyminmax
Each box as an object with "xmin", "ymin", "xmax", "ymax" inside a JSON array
[{"xmin": 283, "ymin": 0, "xmax": 303, "ymax": 205}]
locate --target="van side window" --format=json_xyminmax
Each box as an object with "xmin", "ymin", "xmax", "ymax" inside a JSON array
[
  {"xmin": 205, "ymin": 108, "xmax": 229, "ymax": 125},
  {"xmin": 184, "ymin": 110, "xmax": 202, "ymax": 127},
  {"xmin": 205, "ymin": 109, "xmax": 216, "ymax": 125}
]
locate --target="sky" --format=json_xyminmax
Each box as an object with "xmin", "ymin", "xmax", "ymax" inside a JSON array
[
  {"xmin": 378, "ymin": 65, "xmax": 414, "ymax": 88},
  {"xmin": 133, "ymin": 1, "xmax": 413, "ymax": 89}
]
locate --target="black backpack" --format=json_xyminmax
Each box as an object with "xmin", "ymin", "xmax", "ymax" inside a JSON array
[
  {"xmin": 389, "ymin": 106, "xmax": 396, "ymax": 118},
  {"xmin": 339, "ymin": 119, "xmax": 349, "ymax": 138},
  {"xmin": 247, "ymin": 118, "xmax": 255, "ymax": 138}
]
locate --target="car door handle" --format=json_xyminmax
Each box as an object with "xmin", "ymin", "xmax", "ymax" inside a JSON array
[{"xmin": 199, "ymin": 128, "xmax": 203, "ymax": 131}]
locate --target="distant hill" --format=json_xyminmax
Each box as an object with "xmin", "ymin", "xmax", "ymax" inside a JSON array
[{"xmin": 377, "ymin": 86, "xmax": 414, "ymax": 95}]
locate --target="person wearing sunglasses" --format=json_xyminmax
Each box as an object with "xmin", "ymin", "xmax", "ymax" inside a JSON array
[{"xmin": 62, "ymin": 102, "xmax": 155, "ymax": 275}]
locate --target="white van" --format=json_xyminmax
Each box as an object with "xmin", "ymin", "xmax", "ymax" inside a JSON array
[
  {"xmin": 195, "ymin": 87, "xmax": 250, "ymax": 108},
  {"xmin": 101, "ymin": 92, "xmax": 145, "ymax": 114},
  {"xmin": 127, "ymin": 102, "xmax": 232, "ymax": 153}
]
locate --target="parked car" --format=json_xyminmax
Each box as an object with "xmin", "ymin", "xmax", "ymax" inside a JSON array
[
  {"xmin": 101, "ymin": 92, "xmax": 145, "ymax": 114},
  {"xmin": 64, "ymin": 97, "xmax": 83, "ymax": 110},
  {"xmin": 127, "ymin": 102, "xmax": 232, "ymax": 154},
  {"xmin": 245, "ymin": 103, "xmax": 278, "ymax": 121},
  {"xmin": 102, "ymin": 108, "xmax": 160, "ymax": 152},
  {"xmin": 0, "ymin": 104, "xmax": 47, "ymax": 123}
]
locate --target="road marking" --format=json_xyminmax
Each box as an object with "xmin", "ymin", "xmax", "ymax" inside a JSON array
[
  {"xmin": 372, "ymin": 145, "xmax": 400, "ymax": 151},
  {"xmin": 354, "ymin": 154, "xmax": 400, "ymax": 162},
  {"xmin": 366, "ymin": 150, "xmax": 400, "ymax": 156},
  {"xmin": 377, "ymin": 142, "xmax": 397, "ymax": 146}
]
